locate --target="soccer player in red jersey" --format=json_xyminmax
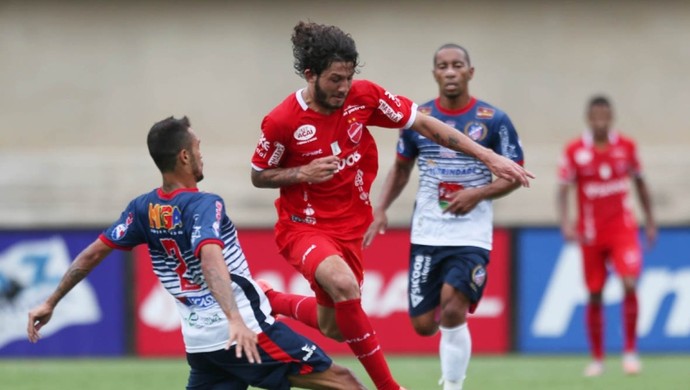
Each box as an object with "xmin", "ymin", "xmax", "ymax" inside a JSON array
[
  {"xmin": 557, "ymin": 96, "xmax": 656, "ymax": 377},
  {"xmin": 251, "ymin": 22, "xmax": 533, "ymax": 390}
]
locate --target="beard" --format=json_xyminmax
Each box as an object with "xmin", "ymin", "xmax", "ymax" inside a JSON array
[{"xmin": 314, "ymin": 79, "xmax": 345, "ymax": 110}]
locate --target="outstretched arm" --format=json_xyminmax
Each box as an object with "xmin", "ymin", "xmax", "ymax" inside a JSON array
[
  {"xmin": 364, "ymin": 156, "xmax": 415, "ymax": 247},
  {"xmin": 409, "ymin": 114, "xmax": 534, "ymax": 186},
  {"xmin": 634, "ymin": 176, "xmax": 657, "ymax": 247},
  {"xmin": 28, "ymin": 239, "xmax": 113, "ymax": 343},
  {"xmin": 199, "ymin": 244, "xmax": 261, "ymax": 363}
]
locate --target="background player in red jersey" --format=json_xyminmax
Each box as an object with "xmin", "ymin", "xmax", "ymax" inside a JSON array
[
  {"xmin": 557, "ymin": 96, "xmax": 656, "ymax": 377},
  {"xmin": 251, "ymin": 22, "xmax": 533, "ymax": 390}
]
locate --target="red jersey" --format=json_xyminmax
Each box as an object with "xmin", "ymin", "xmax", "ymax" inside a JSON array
[
  {"xmin": 558, "ymin": 131, "xmax": 642, "ymax": 243},
  {"xmin": 252, "ymin": 79, "xmax": 418, "ymax": 240}
]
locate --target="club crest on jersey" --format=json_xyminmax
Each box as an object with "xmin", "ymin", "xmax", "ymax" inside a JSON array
[
  {"xmin": 472, "ymin": 265, "xmax": 487, "ymax": 288},
  {"xmin": 294, "ymin": 125, "xmax": 317, "ymax": 144},
  {"xmin": 148, "ymin": 203, "xmax": 183, "ymax": 230},
  {"xmin": 347, "ymin": 122, "xmax": 363, "ymax": 144},
  {"xmin": 476, "ymin": 106, "xmax": 495, "ymax": 119},
  {"xmin": 464, "ymin": 121, "xmax": 488, "ymax": 141},
  {"xmin": 111, "ymin": 212, "xmax": 134, "ymax": 240}
]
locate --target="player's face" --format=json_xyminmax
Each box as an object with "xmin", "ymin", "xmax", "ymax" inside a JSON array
[
  {"xmin": 433, "ymin": 48, "xmax": 474, "ymax": 99},
  {"xmin": 187, "ymin": 129, "xmax": 204, "ymax": 183},
  {"xmin": 312, "ymin": 61, "xmax": 355, "ymax": 110},
  {"xmin": 587, "ymin": 105, "xmax": 613, "ymax": 139}
]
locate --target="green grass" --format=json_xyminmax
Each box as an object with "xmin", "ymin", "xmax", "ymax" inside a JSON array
[{"xmin": 1, "ymin": 355, "xmax": 689, "ymax": 389}]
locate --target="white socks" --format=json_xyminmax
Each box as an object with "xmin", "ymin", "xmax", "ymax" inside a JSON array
[{"xmin": 439, "ymin": 323, "xmax": 471, "ymax": 390}]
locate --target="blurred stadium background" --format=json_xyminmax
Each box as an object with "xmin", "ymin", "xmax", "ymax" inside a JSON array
[{"xmin": 1, "ymin": 1, "xmax": 689, "ymax": 389}]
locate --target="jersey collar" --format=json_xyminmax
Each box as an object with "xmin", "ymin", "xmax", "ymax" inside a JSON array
[
  {"xmin": 582, "ymin": 129, "xmax": 620, "ymax": 146},
  {"xmin": 434, "ymin": 97, "xmax": 477, "ymax": 116},
  {"xmin": 296, "ymin": 88, "xmax": 309, "ymax": 111},
  {"xmin": 156, "ymin": 187, "xmax": 199, "ymax": 200}
]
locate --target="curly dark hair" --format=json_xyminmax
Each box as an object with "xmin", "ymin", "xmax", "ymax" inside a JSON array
[{"xmin": 291, "ymin": 21, "xmax": 360, "ymax": 77}]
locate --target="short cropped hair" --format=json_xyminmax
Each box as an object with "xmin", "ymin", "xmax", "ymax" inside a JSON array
[
  {"xmin": 291, "ymin": 21, "xmax": 360, "ymax": 77},
  {"xmin": 147, "ymin": 116, "xmax": 192, "ymax": 173},
  {"xmin": 587, "ymin": 95, "xmax": 613, "ymax": 111},
  {"xmin": 434, "ymin": 43, "xmax": 471, "ymax": 66}
]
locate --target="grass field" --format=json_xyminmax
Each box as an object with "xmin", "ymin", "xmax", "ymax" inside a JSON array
[{"xmin": 2, "ymin": 355, "xmax": 689, "ymax": 389}]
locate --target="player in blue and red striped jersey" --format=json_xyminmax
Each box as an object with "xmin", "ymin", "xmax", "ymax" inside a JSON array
[
  {"xmin": 251, "ymin": 23, "xmax": 533, "ymax": 390},
  {"xmin": 27, "ymin": 116, "xmax": 364, "ymax": 390},
  {"xmin": 364, "ymin": 44, "xmax": 525, "ymax": 390}
]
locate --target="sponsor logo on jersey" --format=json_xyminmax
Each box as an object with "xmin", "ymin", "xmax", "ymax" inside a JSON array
[
  {"xmin": 213, "ymin": 201, "xmax": 223, "ymax": 237},
  {"xmin": 347, "ymin": 122, "xmax": 363, "ymax": 144},
  {"xmin": 499, "ymin": 125, "xmax": 519, "ymax": 160},
  {"xmin": 255, "ymin": 133, "xmax": 270, "ymax": 158},
  {"xmin": 111, "ymin": 212, "xmax": 134, "ymax": 241},
  {"xmin": 409, "ymin": 254, "xmax": 431, "ymax": 308},
  {"xmin": 294, "ymin": 125, "xmax": 316, "ymax": 141},
  {"xmin": 582, "ymin": 177, "xmax": 629, "ymax": 199},
  {"xmin": 301, "ymin": 149, "xmax": 323, "ymax": 157},
  {"xmin": 334, "ymin": 151, "xmax": 361, "ymax": 173},
  {"xmin": 464, "ymin": 121, "xmax": 488, "ymax": 141},
  {"xmin": 377, "ymin": 99, "xmax": 403, "ymax": 123},
  {"xmin": 384, "ymin": 90, "xmax": 402, "ymax": 107},
  {"xmin": 149, "ymin": 204, "xmax": 183, "ymax": 230},
  {"xmin": 476, "ymin": 106, "xmax": 495, "ymax": 119},
  {"xmin": 330, "ymin": 141, "xmax": 342, "ymax": 156},
  {"xmin": 574, "ymin": 148, "xmax": 593, "ymax": 165},
  {"xmin": 598, "ymin": 163, "xmax": 612, "ymax": 180},
  {"xmin": 445, "ymin": 120, "xmax": 457, "ymax": 128},
  {"xmin": 268, "ymin": 142, "xmax": 285, "ymax": 167},
  {"xmin": 186, "ymin": 293, "xmax": 218, "ymax": 308},
  {"xmin": 343, "ymin": 104, "xmax": 366, "ymax": 116}
]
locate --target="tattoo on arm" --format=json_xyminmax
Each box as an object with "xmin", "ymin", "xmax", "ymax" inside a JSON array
[{"xmin": 252, "ymin": 167, "xmax": 302, "ymax": 188}]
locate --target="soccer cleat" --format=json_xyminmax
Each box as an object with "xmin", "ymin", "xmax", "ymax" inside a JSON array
[
  {"xmin": 622, "ymin": 352, "xmax": 642, "ymax": 375},
  {"xmin": 583, "ymin": 360, "xmax": 604, "ymax": 377},
  {"xmin": 438, "ymin": 377, "xmax": 463, "ymax": 390},
  {"xmin": 256, "ymin": 279, "xmax": 280, "ymax": 319}
]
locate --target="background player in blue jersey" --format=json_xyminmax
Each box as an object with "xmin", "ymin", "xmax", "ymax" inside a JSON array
[
  {"xmin": 364, "ymin": 44, "xmax": 525, "ymax": 390},
  {"xmin": 27, "ymin": 116, "xmax": 363, "ymax": 390}
]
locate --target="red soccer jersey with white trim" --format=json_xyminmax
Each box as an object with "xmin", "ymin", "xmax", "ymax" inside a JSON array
[
  {"xmin": 558, "ymin": 131, "xmax": 641, "ymax": 243},
  {"xmin": 251, "ymin": 79, "xmax": 417, "ymax": 239}
]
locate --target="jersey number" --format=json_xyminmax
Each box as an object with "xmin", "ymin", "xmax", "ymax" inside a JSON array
[{"xmin": 160, "ymin": 238, "xmax": 201, "ymax": 292}]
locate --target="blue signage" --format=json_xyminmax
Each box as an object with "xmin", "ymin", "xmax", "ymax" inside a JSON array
[
  {"xmin": 0, "ymin": 230, "xmax": 125, "ymax": 356},
  {"xmin": 517, "ymin": 228, "xmax": 690, "ymax": 353}
]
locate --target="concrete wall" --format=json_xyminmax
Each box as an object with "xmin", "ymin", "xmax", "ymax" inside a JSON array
[{"xmin": 2, "ymin": 0, "xmax": 689, "ymax": 227}]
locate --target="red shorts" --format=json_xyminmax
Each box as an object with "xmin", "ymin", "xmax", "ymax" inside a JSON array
[
  {"xmin": 581, "ymin": 231, "xmax": 642, "ymax": 293},
  {"xmin": 275, "ymin": 228, "xmax": 364, "ymax": 307}
]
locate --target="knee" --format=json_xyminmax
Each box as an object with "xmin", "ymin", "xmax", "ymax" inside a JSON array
[
  {"xmin": 322, "ymin": 273, "xmax": 360, "ymax": 302},
  {"xmin": 440, "ymin": 306, "xmax": 467, "ymax": 327},
  {"xmin": 412, "ymin": 320, "xmax": 439, "ymax": 337}
]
